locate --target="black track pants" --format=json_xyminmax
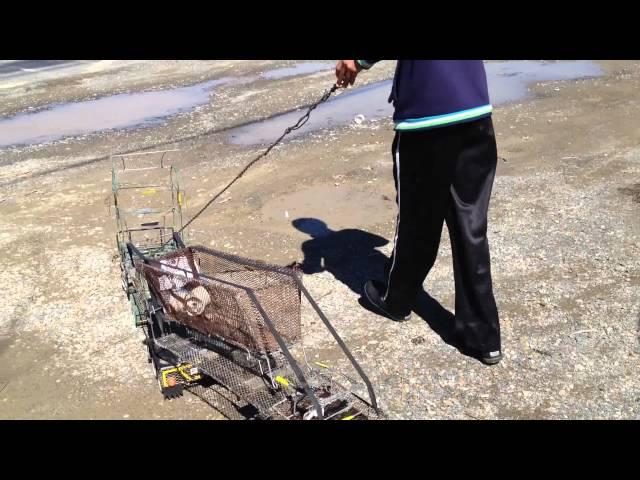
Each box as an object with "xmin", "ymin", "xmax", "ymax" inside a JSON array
[{"xmin": 383, "ymin": 117, "xmax": 501, "ymax": 352}]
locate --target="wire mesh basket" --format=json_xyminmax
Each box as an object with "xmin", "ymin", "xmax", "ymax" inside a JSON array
[{"xmin": 139, "ymin": 246, "xmax": 302, "ymax": 353}]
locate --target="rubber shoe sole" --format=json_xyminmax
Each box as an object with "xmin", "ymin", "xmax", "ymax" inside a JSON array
[
  {"xmin": 449, "ymin": 331, "xmax": 503, "ymax": 366},
  {"xmin": 481, "ymin": 350, "xmax": 503, "ymax": 365},
  {"xmin": 363, "ymin": 280, "xmax": 412, "ymax": 322}
]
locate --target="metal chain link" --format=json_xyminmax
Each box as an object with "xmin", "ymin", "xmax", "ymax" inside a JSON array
[{"xmin": 175, "ymin": 83, "xmax": 339, "ymax": 238}]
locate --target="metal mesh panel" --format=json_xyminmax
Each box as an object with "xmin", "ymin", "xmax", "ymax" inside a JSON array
[
  {"xmin": 186, "ymin": 382, "xmax": 260, "ymax": 420},
  {"xmin": 154, "ymin": 333, "xmax": 288, "ymax": 415},
  {"xmin": 139, "ymin": 246, "xmax": 301, "ymax": 353},
  {"xmin": 155, "ymin": 332, "xmax": 381, "ymax": 420}
]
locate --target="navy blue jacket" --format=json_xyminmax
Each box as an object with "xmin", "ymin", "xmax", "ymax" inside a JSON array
[{"xmin": 357, "ymin": 60, "xmax": 492, "ymax": 131}]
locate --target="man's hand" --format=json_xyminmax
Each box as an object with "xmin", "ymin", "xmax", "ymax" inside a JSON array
[{"xmin": 335, "ymin": 60, "xmax": 362, "ymax": 88}]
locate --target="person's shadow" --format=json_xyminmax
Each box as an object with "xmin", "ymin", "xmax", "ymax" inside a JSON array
[
  {"xmin": 292, "ymin": 217, "xmax": 473, "ymax": 359},
  {"xmin": 292, "ymin": 218, "xmax": 388, "ymax": 295}
]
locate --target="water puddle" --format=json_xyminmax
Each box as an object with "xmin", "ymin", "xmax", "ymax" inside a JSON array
[
  {"xmin": 228, "ymin": 80, "xmax": 395, "ymax": 145},
  {"xmin": 0, "ymin": 77, "xmax": 236, "ymax": 149},
  {"xmin": 0, "ymin": 61, "xmax": 603, "ymax": 150},
  {"xmin": 228, "ymin": 60, "xmax": 604, "ymax": 146},
  {"xmin": 261, "ymin": 62, "xmax": 334, "ymax": 80},
  {"xmin": 0, "ymin": 60, "xmax": 87, "ymax": 77},
  {"xmin": 485, "ymin": 60, "xmax": 603, "ymax": 105},
  {"xmin": 0, "ymin": 62, "xmax": 339, "ymax": 149}
]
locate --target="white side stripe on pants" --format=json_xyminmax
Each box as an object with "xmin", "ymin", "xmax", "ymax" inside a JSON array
[{"xmin": 383, "ymin": 132, "xmax": 401, "ymax": 301}]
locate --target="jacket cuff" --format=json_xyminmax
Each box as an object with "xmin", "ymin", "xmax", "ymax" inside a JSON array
[{"xmin": 356, "ymin": 60, "xmax": 376, "ymax": 70}]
